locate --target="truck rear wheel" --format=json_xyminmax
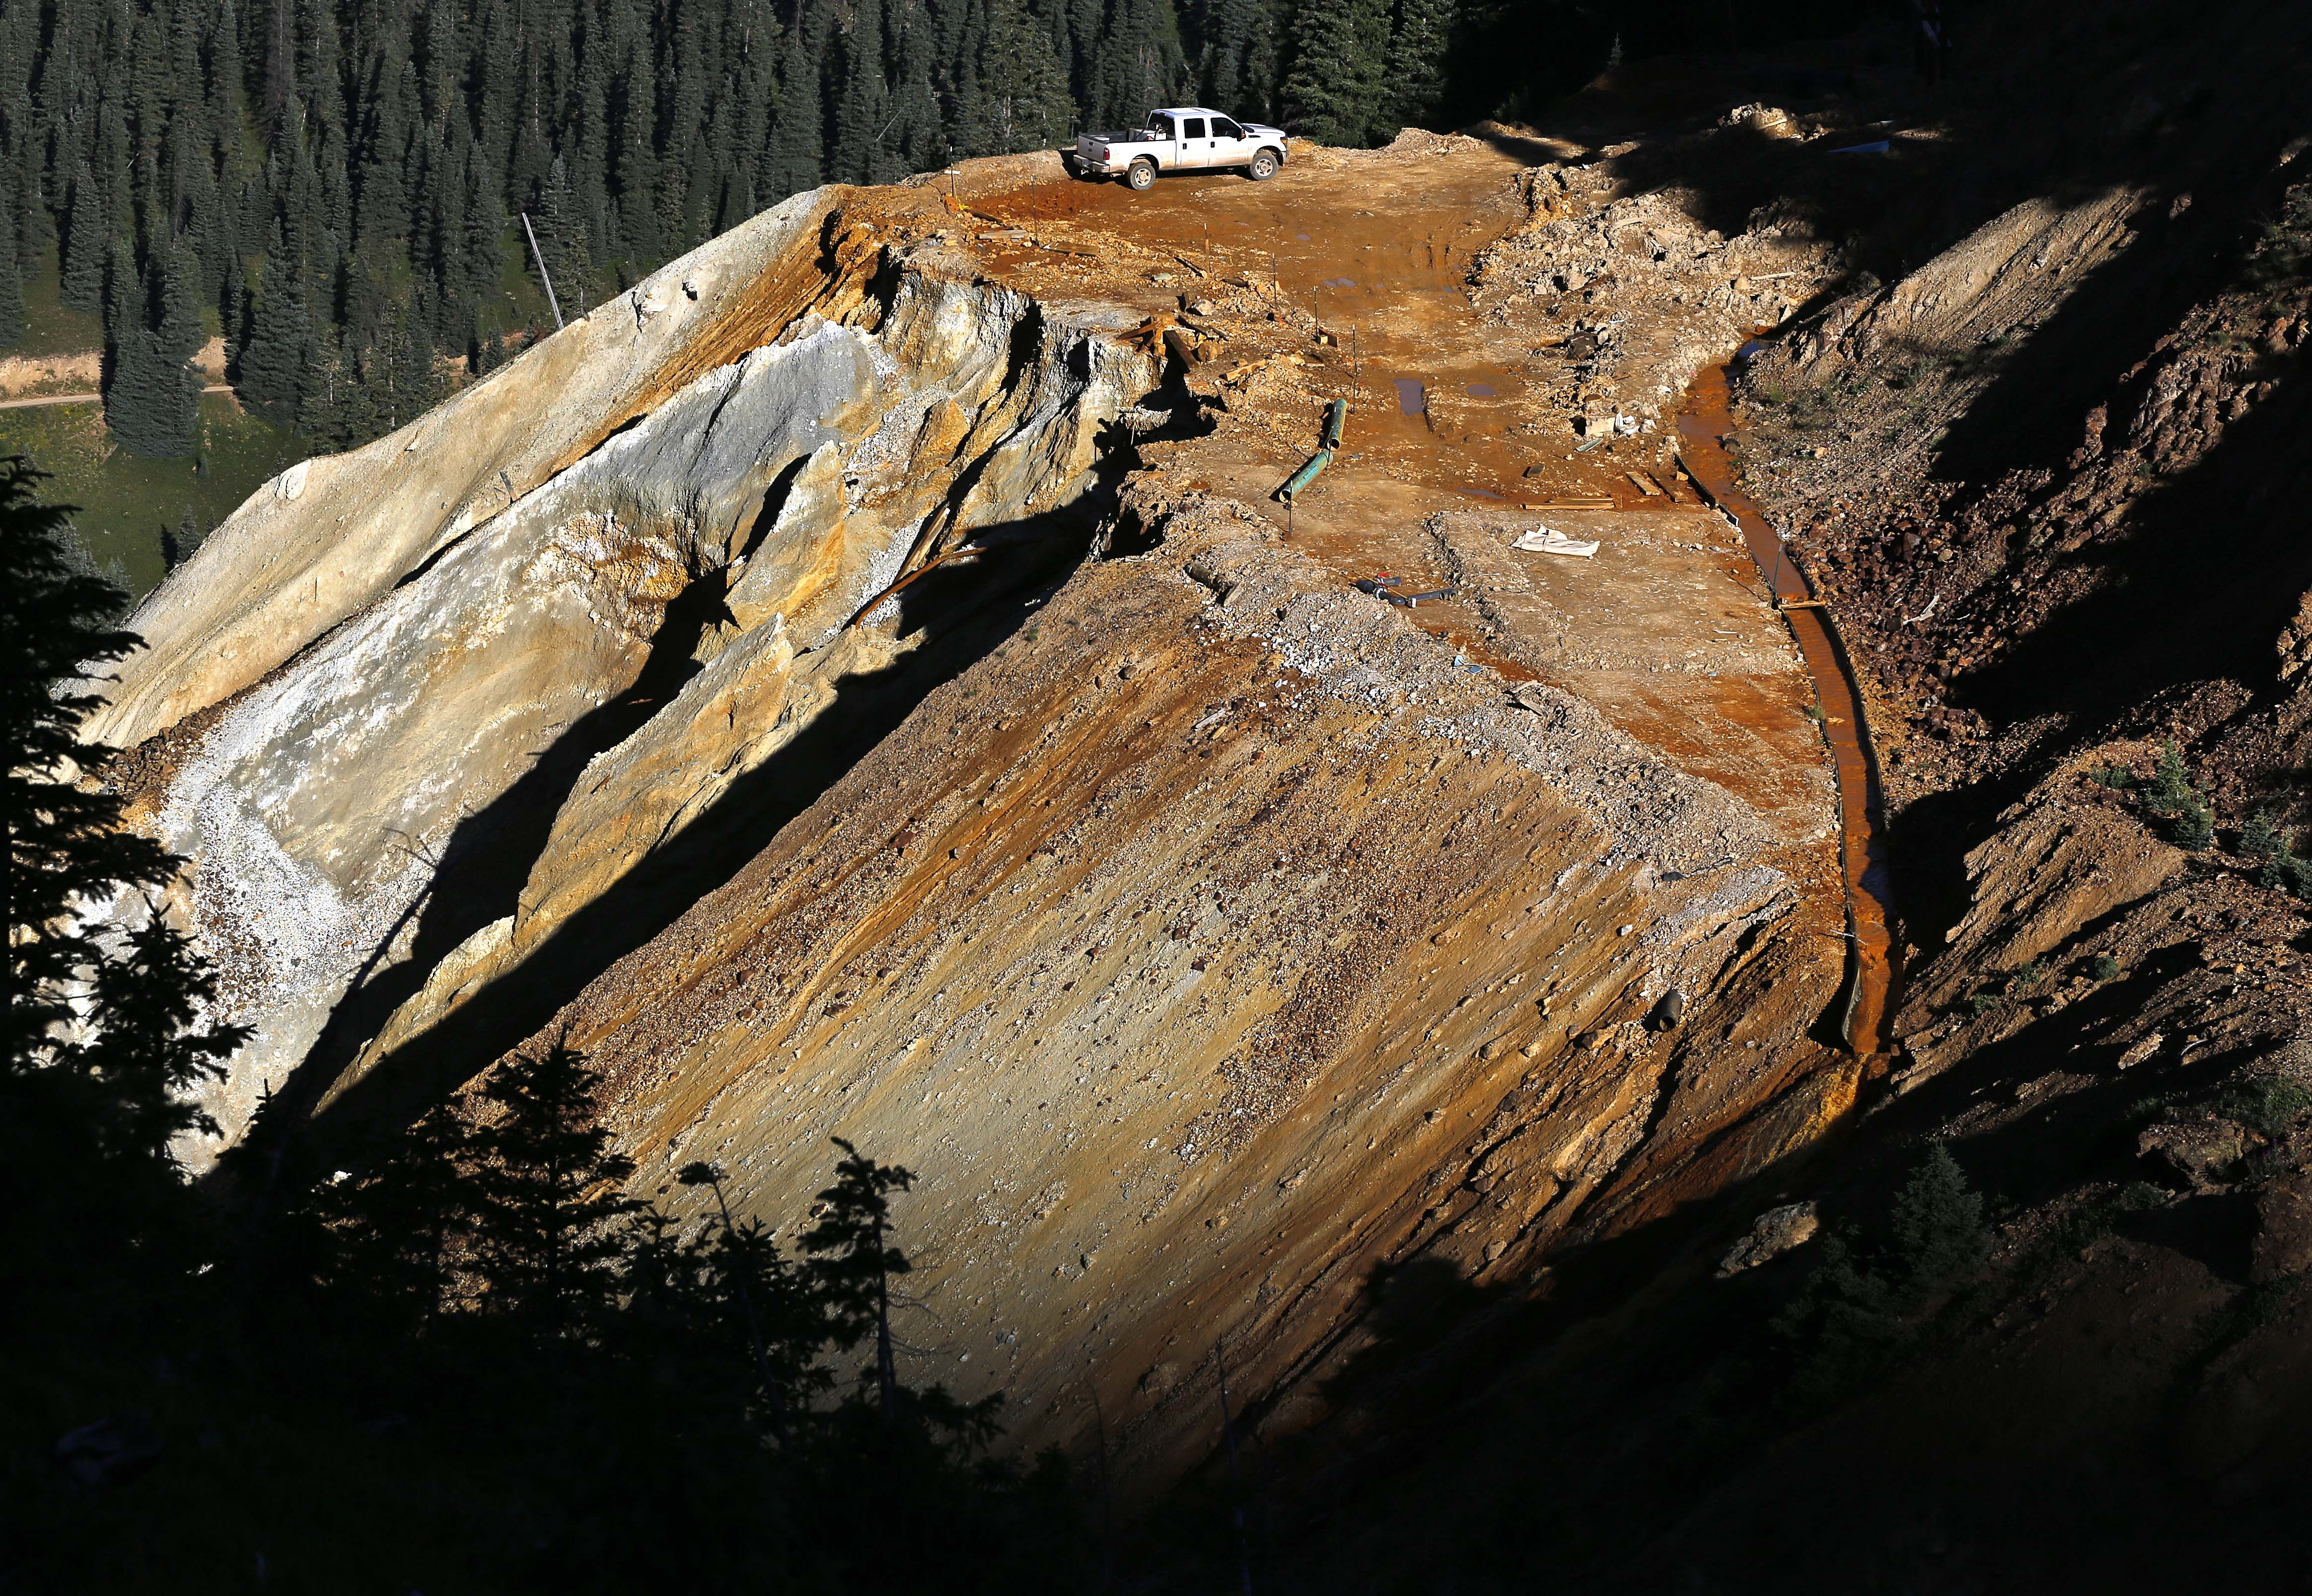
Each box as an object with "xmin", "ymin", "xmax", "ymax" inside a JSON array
[
  {"xmin": 1126, "ymin": 158, "xmax": 1156, "ymax": 191},
  {"xmin": 1247, "ymin": 148, "xmax": 1280, "ymax": 181}
]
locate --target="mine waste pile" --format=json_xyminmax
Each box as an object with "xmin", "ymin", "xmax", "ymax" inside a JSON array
[
  {"xmin": 76, "ymin": 4, "xmax": 2312, "ymax": 1582},
  {"xmin": 94, "ymin": 133, "xmax": 1861, "ymax": 1489}
]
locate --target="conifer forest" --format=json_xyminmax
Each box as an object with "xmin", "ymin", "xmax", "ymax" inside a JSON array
[{"xmin": 0, "ymin": 0, "xmax": 1528, "ymax": 459}]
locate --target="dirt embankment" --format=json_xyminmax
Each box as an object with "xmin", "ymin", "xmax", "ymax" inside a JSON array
[
  {"xmin": 101, "ymin": 0, "xmax": 2312, "ymax": 1560},
  {"xmin": 444, "ymin": 137, "xmax": 1878, "ymax": 1487},
  {"xmin": 1228, "ymin": 6, "xmax": 2312, "ymax": 1589},
  {"xmin": 91, "ymin": 113, "xmax": 1886, "ymax": 1501},
  {"xmin": 0, "ymin": 349, "xmax": 102, "ymax": 401}
]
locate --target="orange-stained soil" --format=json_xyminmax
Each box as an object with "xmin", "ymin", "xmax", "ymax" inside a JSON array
[
  {"xmin": 1678, "ymin": 363, "xmax": 1894, "ymax": 1055},
  {"xmin": 934, "ymin": 140, "xmax": 1840, "ymax": 882}
]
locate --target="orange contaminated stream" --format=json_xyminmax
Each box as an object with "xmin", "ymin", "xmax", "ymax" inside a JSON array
[{"xmin": 1676, "ymin": 364, "xmax": 1893, "ymax": 1056}]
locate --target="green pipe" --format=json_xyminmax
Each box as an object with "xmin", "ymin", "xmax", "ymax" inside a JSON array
[
  {"xmin": 1276, "ymin": 447, "xmax": 1333, "ymax": 504},
  {"xmin": 1320, "ymin": 398, "xmax": 1347, "ymax": 451}
]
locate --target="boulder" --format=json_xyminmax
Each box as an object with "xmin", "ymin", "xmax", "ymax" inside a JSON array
[
  {"xmin": 1717, "ymin": 1200, "xmax": 1821, "ymax": 1276},
  {"xmin": 2138, "ymin": 1118, "xmax": 2247, "ymax": 1191}
]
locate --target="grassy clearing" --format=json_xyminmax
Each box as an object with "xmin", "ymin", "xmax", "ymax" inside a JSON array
[
  {"xmin": 10, "ymin": 250, "xmax": 107, "ymax": 359},
  {"xmin": 0, "ymin": 392, "xmax": 302, "ymax": 601}
]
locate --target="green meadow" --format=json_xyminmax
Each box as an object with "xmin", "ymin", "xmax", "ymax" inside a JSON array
[{"xmin": 0, "ymin": 391, "xmax": 303, "ymax": 603}]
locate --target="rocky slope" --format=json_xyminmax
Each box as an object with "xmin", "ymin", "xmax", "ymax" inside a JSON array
[
  {"xmin": 89, "ymin": 2, "xmax": 2312, "ymax": 1563},
  {"xmin": 107, "ymin": 208, "xmax": 1161, "ymax": 1152},
  {"xmin": 1212, "ymin": 8, "xmax": 2312, "ymax": 1589},
  {"xmin": 89, "ymin": 123, "xmax": 1879, "ymax": 1497}
]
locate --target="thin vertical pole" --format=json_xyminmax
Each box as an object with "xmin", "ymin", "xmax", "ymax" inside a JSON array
[{"xmin": 521, "ymin": 211, "xmax": 565, "ymax": 332}]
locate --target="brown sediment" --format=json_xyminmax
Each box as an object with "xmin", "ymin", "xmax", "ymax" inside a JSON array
[{"xmin": 1675, "ymin": 363, "xmax": 1893, "ymax": 1057}]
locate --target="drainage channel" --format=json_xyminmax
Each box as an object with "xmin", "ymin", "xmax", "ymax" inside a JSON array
[{"xmin": 1676, "ymin": 361, "xmax": 1894, "ymax": 1058}]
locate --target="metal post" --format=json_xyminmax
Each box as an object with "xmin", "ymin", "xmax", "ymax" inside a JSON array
[{"xmin": 521, "ymin": 210, "xmax": 565, "ymax": 332}]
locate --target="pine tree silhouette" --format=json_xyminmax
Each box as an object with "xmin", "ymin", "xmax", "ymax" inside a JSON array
[
  {"xmin": 680, "ymin": 1158, "xmax": 817, "ymax": 1441},
  {"xmin": 2, "ymin": 459, "xmax": 246, "ymax": 1279},
  {"xmin": 469, "ymin": 1038, "xmax": 646, "ymax": 1340},
  {"xmin": 318, "ymin": 1105, "xmax": 491, "ymax": 1329},
  {"xmin": 800, "ymin": 1137, "xmax": 916, "ymax": 1421}
]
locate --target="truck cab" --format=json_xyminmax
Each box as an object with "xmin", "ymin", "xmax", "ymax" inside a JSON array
[{"xmin": 1070, "ymin": 108, "xmax": 1288, "ymax": 190}]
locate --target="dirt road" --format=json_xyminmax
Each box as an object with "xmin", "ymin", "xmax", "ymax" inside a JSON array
[{"xmin": 0, "ymin": 383, "xmax": 234, "ymax": 411}]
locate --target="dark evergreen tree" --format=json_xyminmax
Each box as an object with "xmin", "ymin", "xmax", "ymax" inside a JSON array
[
  {"xmin": 1279, "ymin": 0, "xmax": 1387, "ymax": 144},
  {"xmin": 297, "ymin": 329, "xmax": 355, "ymax": 447},
  {"xmin": 798, "ymin": 1137, "xmax": 917, "ymax": 1417},
  {"xmin": 469, "ymin": 1039, "xmax": 648, "ymax": 1339},
  {"xmin": 317, "ymin": 1105, "xmax": 487, "ymax": 1329},
  {"xmin": 886, "ymin": 0, "xmax": 949, "ymax": 176},
  {"xmin": 1381, "ymin": 0, "xmax": 1454, "ymax": 133},
  {"xmin": 678, "ymin": 1158, "xmax": 823, "ymax": 1437},
  {"xmin": 0, "ymin": 181, "xmax": 24, "ymax": 350},
  {"xmin": 105, "ymin": 244, "xmax": 201, "ymax": 459},
  {"xmin": 160, "ymin": 242, "xmax": 207, "ymax": 368},
  {"xmin": 831, "ymin": 0, "xmax": 894, "ymax": 184},
  {"xmin": 2, "ymin": 458, "xmax": 245, "ymax": 1286},
  {"xmin": 161, "ymin": 509, "xmax": 206, "ymax": 570},
  {"xmin": 1088, "ymin": 0, "xmax": 1187, "ymax": 131},
  {"xmin": 59, "ymin": 161, "xmax": 109, "ymax": 312},
  {"xmin": 959, "ymin": 0, "xmax": 1077, "ymax": 156},
  {"xmin": 761, "ymin": 25, "xmax": 826, "ymax": 201},
  {"xmin": 238, "ymin": 217, "xmax": 310, "ymax": 421},
  {"xmin": 611, "ymin": 15, "xmax": 662, "ymax": 267},
  {"xmin": 538, "ymin": 155, "xmax": 598, "ymax": 317},
  {"xmin": 1197, "ymin": 0, "xmax": 1283, "ymax": 119}
]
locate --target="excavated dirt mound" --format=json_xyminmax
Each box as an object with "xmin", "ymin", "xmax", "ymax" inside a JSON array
[
  {"xmin": 92, "ymin": 2, "xmax": 2312, "ymax": 1566},
  {"xmin": 87, "ymin": 116, "xmax": 1882, "ymax": 1496}
]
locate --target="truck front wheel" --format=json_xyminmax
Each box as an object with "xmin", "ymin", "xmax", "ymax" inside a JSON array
[
  {"xmin": 1247, "ymin": 148, "xmax": 1280, "ymax": 181},
  {"xmin": 1126, "ymin": 158, "xmax": 1156, "ymax": 191}
]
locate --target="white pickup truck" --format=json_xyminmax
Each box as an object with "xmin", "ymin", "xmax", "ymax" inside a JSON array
[{"xmin": 1068, "ymin": 108, "xmax": 1288, "ymax": 191}]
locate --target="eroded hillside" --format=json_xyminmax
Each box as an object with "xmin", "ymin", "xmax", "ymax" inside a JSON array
[
  {"xmin": 1210, "ymin": 8, "xmax": 2312, "ymax": 1590},
  {"xmin": 92, "ymin": 122, "xmax": 1881, "ymax": 1491},
  {"xmin": 88, "ymin": 2, "xmax": 2312, "ymax": 1565}
]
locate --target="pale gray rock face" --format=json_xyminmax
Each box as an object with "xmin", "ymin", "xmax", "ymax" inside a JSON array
[
  {"xmin": 122, "ymin": 245, "xmax": 1159, "ymax": 1168},
  {"xmin": 88, "ymin": 190, "xmax": 853, "ymax": 756}
]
